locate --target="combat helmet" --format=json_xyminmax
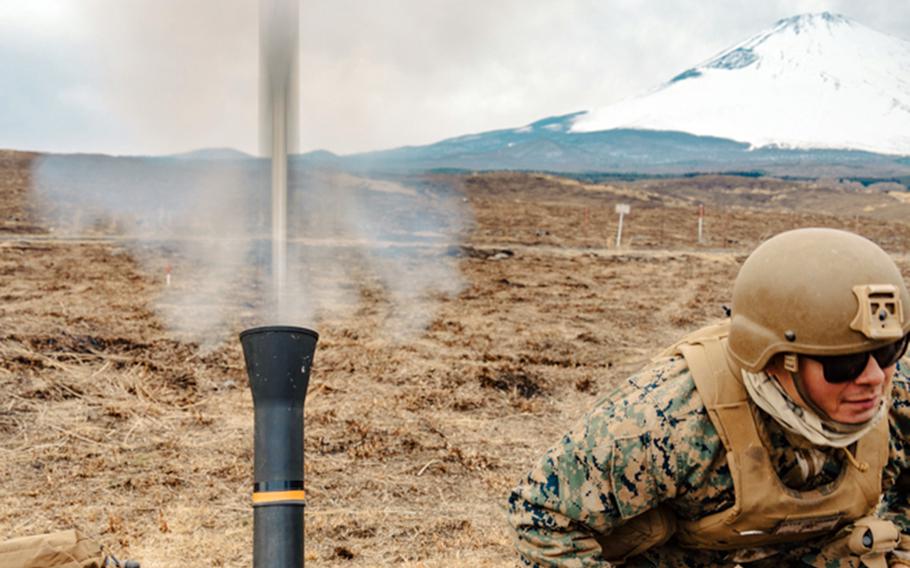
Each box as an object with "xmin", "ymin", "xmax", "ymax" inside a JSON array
[{"xmin": 728, "ymin": 228, "xmax": 910, "ymax": 372}]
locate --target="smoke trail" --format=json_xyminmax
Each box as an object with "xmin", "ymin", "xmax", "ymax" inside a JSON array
[
  {"xmin": 29, "ymin": 154, "xmax": 469, "ymax": 347},
  {"xmin": 259, "ymin": 0, "xmax": 299, "ymax": 321}
]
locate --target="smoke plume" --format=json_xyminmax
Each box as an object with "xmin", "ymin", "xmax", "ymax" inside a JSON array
[{"xmin": 30, "ymin": 154, "xmax": 469, "ymax": 347}]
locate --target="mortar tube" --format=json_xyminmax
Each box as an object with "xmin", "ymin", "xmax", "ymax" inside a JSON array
[{"xmin": 240, "ymin": 325, "xmax": 318, "ymax": 567}]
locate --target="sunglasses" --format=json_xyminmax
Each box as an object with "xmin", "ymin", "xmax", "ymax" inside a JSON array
[{"xmin": 806, "ymin": 334, "xmax": 910, "ymax": 384}]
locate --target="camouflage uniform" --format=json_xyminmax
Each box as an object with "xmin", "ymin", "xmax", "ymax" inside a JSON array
[{"xmin": 507, "ymin": 355, "xmax": 910, "ymax": 567}]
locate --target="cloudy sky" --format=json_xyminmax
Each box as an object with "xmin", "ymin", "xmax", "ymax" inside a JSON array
[{"xmin": 1, "ymin": 0, "xmax": 908, "ymax": 156}]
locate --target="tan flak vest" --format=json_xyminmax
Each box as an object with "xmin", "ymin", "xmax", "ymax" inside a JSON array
[
  {"xmin": 599, "ymin": 322, "xmax": 890, "ymax": 562},
  {"xmin": 674, "ymin": 322, "xmax": 889, "ymax": 550}
]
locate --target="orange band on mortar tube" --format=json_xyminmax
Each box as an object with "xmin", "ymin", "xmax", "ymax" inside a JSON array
[{"xmin": 252, "ymin": 490, "xmax": 306, "ymax": 504}]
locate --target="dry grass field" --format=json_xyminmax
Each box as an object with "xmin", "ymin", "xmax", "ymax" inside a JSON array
[{"xmin": 3, "ymin": 149, "xmax": 910, "ymax": 566}]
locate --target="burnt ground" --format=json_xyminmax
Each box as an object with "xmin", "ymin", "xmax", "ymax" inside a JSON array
[{"xmin": 3, "ymin": 150, "xmax": 910, "ymax": 565}]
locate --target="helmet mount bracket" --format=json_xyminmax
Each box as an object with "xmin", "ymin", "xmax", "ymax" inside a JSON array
[{"xmin": 850, "ymin": 285, "xmax": 904, "ymax": 340}]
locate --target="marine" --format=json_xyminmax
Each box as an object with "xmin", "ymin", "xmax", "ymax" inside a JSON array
[{"xmin": 507, "ymin": 228, "xmax": 910, "ymax": 567}]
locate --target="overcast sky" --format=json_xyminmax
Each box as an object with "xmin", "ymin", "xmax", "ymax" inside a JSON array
[{"xmin": 1, "ymin": 0, "xmax": 909, "ymax": 156}]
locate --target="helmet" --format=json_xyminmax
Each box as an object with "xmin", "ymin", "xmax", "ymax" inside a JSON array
[{"xmin": 728, "ymin": 228, "xmax": 910, "ymax": 372}]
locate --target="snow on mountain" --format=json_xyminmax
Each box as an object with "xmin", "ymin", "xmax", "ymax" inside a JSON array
[{"xmin": 571, "ymin": 12, "xmax": 910, "ymax": 156}]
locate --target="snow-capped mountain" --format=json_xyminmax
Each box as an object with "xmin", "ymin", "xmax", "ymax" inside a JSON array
[
  {"xmin": 306, "ymin": 12, "xmax": 910, "ymax": 178},
  {"xmin": 572, "ymin": 12, "xmax": 910, "ymax": 156}
]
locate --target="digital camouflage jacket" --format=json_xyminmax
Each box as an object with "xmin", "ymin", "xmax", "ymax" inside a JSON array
[{"xmin": 507, "ymin": 355, "xmax": 910, "ymax": 567}]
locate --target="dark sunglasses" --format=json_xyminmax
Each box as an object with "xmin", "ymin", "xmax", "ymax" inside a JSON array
[{"xmin": 806, "ymin": 333, "xmax": 910, "ymax": 384}]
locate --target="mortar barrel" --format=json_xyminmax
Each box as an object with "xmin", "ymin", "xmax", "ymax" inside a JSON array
[{"xmin": 240, "ymin": 325, "xmax": 318, "ymax": 567}]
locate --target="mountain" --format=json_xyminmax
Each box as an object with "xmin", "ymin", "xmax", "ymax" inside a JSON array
[
  {"xmin": 325, "ymin": 12, "xmax": 910, "ymax": 179},
  {"xmin": 169, "ymin": 147, "xmax": 254, "ymax": 161},
  {"xmin": 573, "ymin": 12, "xmax": 910, "ymax": 156}
]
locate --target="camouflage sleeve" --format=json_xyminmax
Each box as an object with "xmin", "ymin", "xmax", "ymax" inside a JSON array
[
  {"xmin": 506, "ymin": 357, "xmax": 705, "ymax": 567},
  {"xmin": 878, "ymin": 358, "xmax": 910, "ymax": 533}
]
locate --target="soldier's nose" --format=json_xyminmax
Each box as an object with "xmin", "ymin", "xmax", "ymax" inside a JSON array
[{"xmin": 853, "ymin": 355, "xmax": 885, "ymax": 386}]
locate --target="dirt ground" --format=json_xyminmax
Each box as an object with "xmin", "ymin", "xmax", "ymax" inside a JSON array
[{"xmin": 3, "ymin": 149, "xmax": 910, "ymax": 566}]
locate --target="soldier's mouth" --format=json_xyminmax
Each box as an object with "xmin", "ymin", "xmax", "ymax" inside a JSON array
[{"xmin": 842, "ymin": 396, "xmax": 878, "ymax": 409}]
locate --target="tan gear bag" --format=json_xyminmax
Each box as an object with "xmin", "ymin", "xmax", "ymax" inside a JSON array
[{"xmin": 0, "ymin": 529, "xmax": 106, "ymax": 568}]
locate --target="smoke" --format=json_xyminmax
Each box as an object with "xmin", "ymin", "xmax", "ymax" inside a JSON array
[
  {"xmin": 26, "ymin": 0, "xmax": 468, "ymax": 348},
  {"xmin": 259, "ymin": 0, "xmax": 300, "ymax": 319},
  {"xmin": 30, "ymin": 154, "xmax": 469, "ymax": 347}
]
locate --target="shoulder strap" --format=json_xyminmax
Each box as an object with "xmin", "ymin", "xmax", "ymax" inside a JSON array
[{"xmin": 678, "ymin": 325, "xmax": 747, "ymax": 452}]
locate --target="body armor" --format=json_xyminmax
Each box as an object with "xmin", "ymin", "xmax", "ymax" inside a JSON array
[
  {"xmin": 673, "ymin": 322, "xmax": 888, "ymax": 550},
  {"xmin": 600, "ymin": 322, "xmax": 890, "ymax": 563}
]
